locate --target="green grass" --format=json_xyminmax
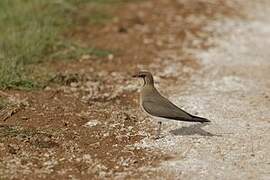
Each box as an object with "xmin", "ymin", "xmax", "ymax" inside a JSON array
[
  {"xmin": 50, "ymin": 41, "xmax": 113, "ymax": 60},
  {"xmin": 0, "ymin": 0, "xmax": 60, "ymax": 89},
  {"xmin": 68, "ymin": 0, "xmax": 143, "ymax": 5},
  {"xmin": 0, "ymin": 0, "xmax": 119, "ymax": 90}
]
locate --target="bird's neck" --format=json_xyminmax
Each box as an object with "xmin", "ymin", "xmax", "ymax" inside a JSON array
[
  {"xmin": 142, "ymin": 84, "xmax": 156, "ymax": 94},
  {"xmin": 143, "ymin": 76, "xmax": 154, "ymax": 86},
  {"xmin": 143, "ymin": 80, "xmax": 154, "ymax": 87}
]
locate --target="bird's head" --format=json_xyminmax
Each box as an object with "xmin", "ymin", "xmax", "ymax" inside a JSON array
[{"xmin": 132, "ymin": 71, "xmax": 154, "ymax": 86}]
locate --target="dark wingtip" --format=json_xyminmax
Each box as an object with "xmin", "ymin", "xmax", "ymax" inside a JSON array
[
  {"xmin": 203, "ymin": 118, "xmax": 211, "ymax": 122},
  {"xmin": 192, "ymin": 115, "xmax": 211, "ymax": 123},
  {"xmin": 200, "ymin": 119, "xmax": 211, "ymax": 124}
]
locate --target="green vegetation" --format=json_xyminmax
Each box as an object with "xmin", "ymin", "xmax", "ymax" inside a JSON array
[
  {"xmin": 0, "ymin": 0, "xmax": 117, "ymax": 90},
  {"xmin": 0, "ymin": 0, "xmax": 58, "ymax": 89},
  {"xmin": 50, "ymin": 41, "xmax": 113, "ymax": 60},
  {"xmin": 0, "ymin": 125, "xmax": 56, "ymax": 147}
]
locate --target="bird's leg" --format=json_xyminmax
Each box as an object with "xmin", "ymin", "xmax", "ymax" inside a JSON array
[{"xmin": 155, "ymin": 121, "xmax": 162, "ymax": 139}]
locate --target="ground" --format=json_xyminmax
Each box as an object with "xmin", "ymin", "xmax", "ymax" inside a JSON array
[{"xmin": 0, "ymin": 0, "xmax": 269, "ymax": 179}]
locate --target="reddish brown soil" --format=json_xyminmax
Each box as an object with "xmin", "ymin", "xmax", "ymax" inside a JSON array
[{"xmin": 0, "ymin": 0, "xmax": 239, "ymax": 179}]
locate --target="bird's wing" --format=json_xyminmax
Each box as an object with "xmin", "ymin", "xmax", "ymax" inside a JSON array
[{"xmin": 142, "ymin": 96, "xmax": 193, "ymax": 121}]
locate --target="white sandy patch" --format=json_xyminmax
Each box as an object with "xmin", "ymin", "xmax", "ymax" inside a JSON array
[{"xmin": 138, "ymin": 0, "xmax": 270, "ymax": 179}]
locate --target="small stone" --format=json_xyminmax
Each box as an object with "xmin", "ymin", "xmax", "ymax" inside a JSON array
[
  {"xmin": 44, "ymin": 86, "xmax": 51, "ymax": 91},
  {"xmin": 108, "ymin": 54, "xmax": 114, "ymax": 60},
  {"xmin": 21, "ymin": 116, "xmax": 28, "ymax": 120},
  {"xmin": 84, "ymin": 120, "xmax": 100, "ymax": 127},
  {"xmin": 81, "ymin": 54, "xmax": 91, "ymax": 60},
  {"xmin": 70, "ymin": 82, "xmax": 79, "ymax": 88}
]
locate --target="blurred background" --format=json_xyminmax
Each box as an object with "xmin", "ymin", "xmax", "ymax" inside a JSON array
[{"xmin": 0, "ymin": 0, "xmax": 269, "ymax": 179}]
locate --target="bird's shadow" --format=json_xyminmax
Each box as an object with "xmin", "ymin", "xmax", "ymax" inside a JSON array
[{"xmin": 169, "ymin": 123, "xmax": 217, "ymax": 137}]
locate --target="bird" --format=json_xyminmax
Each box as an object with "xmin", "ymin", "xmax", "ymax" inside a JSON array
[{"xmin": 133, "ymin": 71, "xmax": 210, "ymax": 139}]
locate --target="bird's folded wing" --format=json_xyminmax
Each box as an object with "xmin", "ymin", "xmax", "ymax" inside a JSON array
[{"xmin": 142, "ymin": 98, "xmax": 192, "ymax": 120}]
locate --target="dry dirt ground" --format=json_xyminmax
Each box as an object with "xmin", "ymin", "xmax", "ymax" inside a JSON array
[{"xmin": 0, "ymin": 0, "xmax": 269, "ymax": 179}]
